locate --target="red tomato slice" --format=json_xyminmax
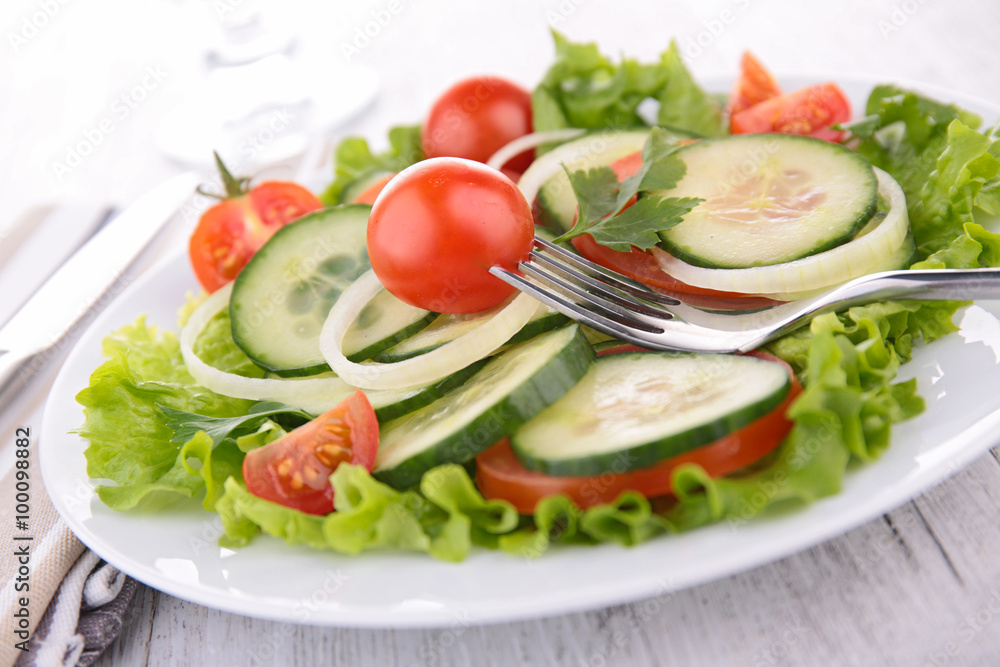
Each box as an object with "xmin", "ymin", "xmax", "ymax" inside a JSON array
[
  {"xmin": 729, "ymin": 51, "xmax": 782, "ymax": 119},
  {"xmin": 368, "ymin": 157, "xmax": 534, "ymax": 314},
  {"xmin": 571, "ymin": 234, "xmax": 781, "ymax": 310},
  {"xmin": 609, "ymin": 150, "xmax": 644, "ymax": 179},
  {"xmin": 476, "ymin": 352, "xmax": 802, "ymax": 514},
  {"xmin": 242, "ymin": 390, "xmax": 379, "ymax": 515},
  {"xmin": 421, "ymin": 76, "xmax": 534, "ymax": 173},
  {"xmin": 189, "ymin": 155, "xmax": 323, "ymax": 292},
  {"xmin": 729, "ymin": 83, "xmax": 851, "ymax": 141}
]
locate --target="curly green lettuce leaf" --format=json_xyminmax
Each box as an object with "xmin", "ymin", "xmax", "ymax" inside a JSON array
[
  {"xmin": 218, "ymin": 478, "xmax": 327, "ymax": 549},
  {"xmin": 179, "ymin": 431, "xmax": 246, "ymax": 511},
  {"xmin": 847, "ymin": 86, "xmax": 1000, "ymax": 259},
  {"xmin": 419, "ymin": 465, "xmax": 519, "ymax": 556},
  {"xmin": 533, "ymin": 31, "xmax": 667, "ymax": 133},
  {"xmin": 322, "ymin": 464, "xmax": 432, "ymax": 555},
  {"xmin": 217, "ymin": 464, "xmax": 518, "ymax": 561},
  {"xmin": 235, "ymin": 419, "xmax": 288, "ymax": 453},
  {"xmin": 498, "ymin": 494, "xmax": 589, "ymax": 558},
  {"xmin": 193, "ymin": 309, "xmax": 266, "ymax": 378},
  {"xmin": 533, "ymin": 33, "xmax": 725, "ymax": 140},
  {"xmin": 319, "ymin": 125, "xmax": 423, "ymax": 205},
  {"xmin": 218, "ymin": 460, "xmax": 680, "ymax": 561},
  {"xmin": 218, "ymin": 471, "xmax": 430, "ymax": 553},
  {"xmin": 910, "ymin": 222, "xmax": 1000, "ymax": 270},
  {"xmin": 76, "ymin": 317, "xmax": 257, "ymax": 510},
  {"xmin": 655, "ymin": 40, "xmax": 727, "ymax": 138},
  {"xmin": 578, "ymin": 491, "xmax": 671, "ymax": 545}
]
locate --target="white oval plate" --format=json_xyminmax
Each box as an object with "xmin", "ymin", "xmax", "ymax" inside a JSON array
[{"xmin": 41, "ymin": 75, "xmax": 1000, "ymax": 628}]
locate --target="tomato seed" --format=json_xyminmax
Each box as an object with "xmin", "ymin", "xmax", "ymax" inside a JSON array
[{"xmin": 315, "ymin": 443, "xmax": 352, "ymax": 468}]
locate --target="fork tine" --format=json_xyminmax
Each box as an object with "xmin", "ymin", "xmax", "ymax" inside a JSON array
[
  {"xmin": 529, "ymin": 250, "xmax": 676, "ymax": 320},
  {"xmin": 490, "ymin": 266, "xmax": 669, "ymax": 348},
  {"xmin": 533, "ymin": 237, "xmax": 682, "ymax": 306},
  {"xmin": 517, "ymin": 260, "xmax": 669, "ymax": 332}
]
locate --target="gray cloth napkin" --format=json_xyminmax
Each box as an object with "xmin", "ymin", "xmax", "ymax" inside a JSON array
[
  {"xmin": 0, "ymin": 439, "xmax": 136, "ymax": 667},
  {"xmin": 14, "ymin": 553, "xmax": 137, "ymax": 667}
]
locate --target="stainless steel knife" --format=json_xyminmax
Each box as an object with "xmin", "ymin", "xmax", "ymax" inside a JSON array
[{"xmin": 0, "ymin": 172, "xmax": 199, "ymax": 397}]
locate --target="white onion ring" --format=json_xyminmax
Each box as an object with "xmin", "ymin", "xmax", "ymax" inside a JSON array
[
  {"xmin": 320, "ymin": 270, "xmax": 538, "ymax": 390},
  {"xmin": 754, "ymin": 235, "xmax": 916, "ymax": 301},
  {"xmin": 652, "ymin": 167, "xmax": 909, "ymax": 295},
  {"xmin": 486, "ymin": 129, "xmax": 585, "ymax": 172},
  {"xmin": 180, "ymin": 283, "xmax": 355, "ymax": 415}
]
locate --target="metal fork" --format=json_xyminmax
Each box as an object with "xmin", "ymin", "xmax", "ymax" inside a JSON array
[{"xmin": 489, "ymin": 237, "xmax": 1000, "ymax": 354}]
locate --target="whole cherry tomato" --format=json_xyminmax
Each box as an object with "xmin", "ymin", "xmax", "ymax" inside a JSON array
[
  {"xmin": 367, "ymin": 157, "xmax": 535, "ymax": 314},
  {"xmin": 421, "ymin": 76, "xmax": 534, "ymax": 175}
]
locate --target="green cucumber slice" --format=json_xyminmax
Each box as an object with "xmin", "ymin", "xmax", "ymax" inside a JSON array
[
  {"xmin": 370, "ymin": 359, "xmax": 490, "ymax": 422},
  {"xmin": 656, "ymin": 134, "xmax": 878, "ymax": 268},
  {"xmin": 535, "ymin": 127, "xmax": 696, "ymax": 232},
  {"xmin": 511, "ymin": 352, "xmax": 790, "ymax": 476},
  {"xmin": 230, "ymin": 206, "xmax": 434, "ymax": 376},
  {"xmin": 374, "ymin": 303, "xmax": 569, "ymax": 363},
  {"xmin": 373, "ymin": 325, "xmax": 595, "ymax": 489}
]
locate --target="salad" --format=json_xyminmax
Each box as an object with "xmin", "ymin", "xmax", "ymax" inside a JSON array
[{"xmin": 75, "ymin": 34, "xmax": 1000, "ymax": 563}]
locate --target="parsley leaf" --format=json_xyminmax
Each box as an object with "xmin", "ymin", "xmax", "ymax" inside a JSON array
[
  {"xmin": 631, "ymin": 126, "xmax": 689, "ymax": 193},
  {"xmin": 554, "ymin": 127, "xmax": 702, "ymax": 251},
  {"xmin": 585, "ymin": 195, "xmax": 703, "ymax": 252},
  {"xmin": 562, "ymin": 165, "xmax": 619, "ymax": 226}
]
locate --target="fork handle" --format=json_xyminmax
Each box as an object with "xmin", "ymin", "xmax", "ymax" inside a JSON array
[
  {"xmin": 749, "ymin": 267, "xmax": 1000, "ymax": 350},
  {"xmin": 827, "ymin": 267, "xmax": 1000, "ymax": 303}
]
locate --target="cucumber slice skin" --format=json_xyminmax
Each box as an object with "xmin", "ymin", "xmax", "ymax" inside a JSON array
[
  {"xmin": 373, "ymin": 326, "xmax": 596, "ymax": 489},
  {"xmin": 371, "ymin": 358, "xmax": 490, "ymax": 423},
  {"xmin": 510, "ymin": 352, "xmax": 790, "ymax": 477},
  {"xmin": 656, "ymin": 134, "xmax": 879, "ymax": 269},
  {"xmin": 535, "ymin": 127, "xmax": 697, "ymax": 232},
  {"xmin": 373, "ymin": 310, "xmax": 570, "ymax": 363},
  {"xmin": 344, "ymin": 306, "xmax": 438, "ymax": 363},
  {"xmin": 504, "ymin": 312, "xmax": 570, "ymax": 345}
]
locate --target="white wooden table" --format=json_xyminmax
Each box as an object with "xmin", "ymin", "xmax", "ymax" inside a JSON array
[{"xmin": 5, "ymin": 0, "xmax": 1000, "ymax": 665}]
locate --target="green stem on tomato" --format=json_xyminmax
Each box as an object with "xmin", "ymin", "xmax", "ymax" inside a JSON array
[{"xmin": 214, "ymin": 151, "xmax": 250, "ymax": 200}]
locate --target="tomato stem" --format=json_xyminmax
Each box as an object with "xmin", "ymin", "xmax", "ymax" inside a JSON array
[{"xmin": 213, "ymin": 151, "xmax": 250, "ymax": 200}]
